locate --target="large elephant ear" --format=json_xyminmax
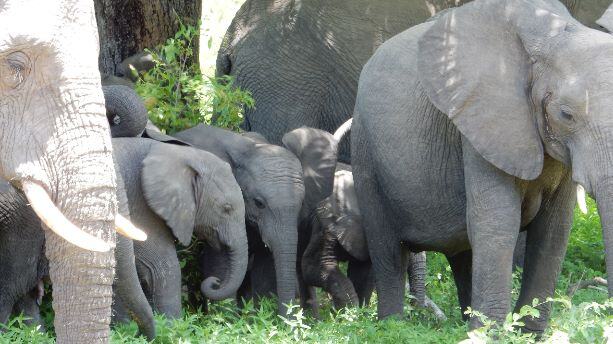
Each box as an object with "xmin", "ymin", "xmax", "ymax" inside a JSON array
[
  {"xmin": 141, "ymin": 143, "xmax": 201, "ymax": 246},
  {"xmin": 282, "ymin": 127, "xmax": 338, "ymax": 211},
  {"xmin": 597, "ymin": 3, "xmax": 613, "ymax": 32},
  {"xmin": 417, "ymin": 0, "xmax": 568, "ymax": 180}
]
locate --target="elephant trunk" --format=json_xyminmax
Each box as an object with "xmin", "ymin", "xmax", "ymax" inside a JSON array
[
  {"xmin": 273, "ymin": 247, "xmax": 298, "ymax": 317},
  {"xmin": 39, "ymin": 114, "xmax": 118, "ymax": 343},
  {"xmin": 593, "ymin": 179, "xmax": 613, "ymax": 297},
  {"xmin": 408, "ymin": 251, "xmax": 427, "ymax": 307},
  {"xmin": 201, "ymin": 224, "xmax": 248, "ymax": 301},
  {"xmin": 267, "ymin": 215, "xmax": 298, "ymax": 317}
]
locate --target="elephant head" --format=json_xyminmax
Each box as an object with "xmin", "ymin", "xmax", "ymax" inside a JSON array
[
  {"xmin": 417, "ymin": 0, "xmax": 613, "ymax": 296},
  {"xmin": 174, "ymin": 124, "xmax": 306, "ymax": 316},
  {"xmin": 0, "ymin": 1, "xmax": 138, "ymax": 341},
  {"xmin": 141, "ymin": 143, "xmax": 248, "ymax": 301},
  {"xmin": 103, "ymin": 85, "xmax": 148, "ymax": 138}
]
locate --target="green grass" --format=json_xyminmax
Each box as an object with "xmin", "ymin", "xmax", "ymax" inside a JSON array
[{"xmin": 3, "ymin": 198, "xmax": 611, "ymax": 343}]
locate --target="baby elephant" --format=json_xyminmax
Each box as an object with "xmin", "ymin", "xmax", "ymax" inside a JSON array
[{"xmin": 112, "ymin": 137, "xmax": 247, "ymax": 319}]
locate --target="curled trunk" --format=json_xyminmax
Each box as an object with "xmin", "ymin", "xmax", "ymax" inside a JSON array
[{"xmin": 200, "ymin": 231, "xmax": 248, "ymax": 301}]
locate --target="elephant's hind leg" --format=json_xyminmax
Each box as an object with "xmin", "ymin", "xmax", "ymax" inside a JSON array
[{"xmin": 447, "ymin": 250, "xmax": 472, "ymax": 320}]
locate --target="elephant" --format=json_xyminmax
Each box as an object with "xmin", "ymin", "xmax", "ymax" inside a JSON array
[
  {"xmin": 166, "ymin": 124, "xmax": 310, "ymax": 316},
  {"xmin": 0, "ymin": 1, "xmax": 150, "ymax": 341},
  {"xmin": 0, "ymin": 83, "xmax": 158, "ymax": 339},
  {"xmin": 302, "ymin": 168, "xmax": 433, "ymax": 310},
  {"xmin": 351, "ymin": 0, "xmax": 613, "ymax": 334},
  {"xmin": 166, "ymin": 125, "xmax": 307, "ymax": 316},
  {"xmin": 218, "ymin": 0, "xmax": 611, "ymax": 163},
  {"xmin": 112, "ymin": 137, "xmax": 248, "ymax": 319}
]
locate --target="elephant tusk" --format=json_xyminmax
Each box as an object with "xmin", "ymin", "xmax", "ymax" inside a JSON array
[
  {"xmin": 22, "ymin": 181, "xmax": 112, "ymax": 252},
  {"xmin": 115, "ymin": 214, "xmax": 147, "ymax": 241},
  {"xmin": 577, "ymin": 184, "xmax": 588, "ymax": 215},
  {"xmin": 333, "ymin": 118, "xmax": 353, "ymax": 141}
]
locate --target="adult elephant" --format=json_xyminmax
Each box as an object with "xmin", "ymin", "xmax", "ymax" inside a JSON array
[
  {"xmin": 113, "ymin": 137, "xmax": 247, "ymax": 318},
  {"xmin": 0, "ymin": 87, "xmax": 154, "ymax": 338},
  {"xmin": 0, "ymin": 1, "xmax": 144, "ymax": 342},
  {"xmin": 352, "ymin": 0, "xmax": 613, "ymax": 334},
  {"xmin": 218, "ymin": 0, "xmax": 610, "ymax": 163}
]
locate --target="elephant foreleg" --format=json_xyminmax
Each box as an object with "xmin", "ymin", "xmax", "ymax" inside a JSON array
[
  {"xmin": 347, "ymin": 260, "xmax": 374, "ymax": 307},
  {"xmin": 514, "ymin": 174, "xmax": 575, "ymax": 334},
  {"xmin": 463, "ymin": 140, "xmax": 521, "ymax": 329}
]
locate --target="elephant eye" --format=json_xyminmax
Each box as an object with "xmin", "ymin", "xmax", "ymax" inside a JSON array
[
  {"xmin": 253, "ymin": 197, "xmax": 266, "ymax": 209},
  {"xmin": 1, "ymin": 51, "xmax": 30, "ymax": 89},
  {"xmin": 559, "ymin": 108, "xmax": 574, "ymax": 122}
]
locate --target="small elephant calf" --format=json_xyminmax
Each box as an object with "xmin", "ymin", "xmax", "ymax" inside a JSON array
[{"xmin": 302, "ymin": 167, "xmax": 436, "ymax": 310}]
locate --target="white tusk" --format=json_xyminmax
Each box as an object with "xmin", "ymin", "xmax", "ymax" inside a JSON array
[
  {"xmin": 577, "ymin": 184, "xmax": 588, "ymax": 215},
  {"xmin": 22, "ymin": 181, "xmax": 112, "ymax": 252},
  {"xmin": 115, "ymin": 214, "xmax": 147, "ymax": 241}
]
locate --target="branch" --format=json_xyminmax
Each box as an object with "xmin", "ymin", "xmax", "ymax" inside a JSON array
[{"xmin": 566, "ymin": 277, "xmax": 607, "ymax": 297}]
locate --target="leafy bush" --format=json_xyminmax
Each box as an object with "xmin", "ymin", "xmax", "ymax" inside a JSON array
[{"xmin": 136, "ymin": 21, "xmax": 254, "ymax": 134}]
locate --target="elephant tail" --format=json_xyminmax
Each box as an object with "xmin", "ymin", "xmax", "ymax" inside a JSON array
[{"xmin": 333, "ymin": 118, "xmax": 353, "ymax": 142}]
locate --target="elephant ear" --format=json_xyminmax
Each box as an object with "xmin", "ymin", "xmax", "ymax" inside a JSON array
[
  {"xmin": 335, "ymin": 215, "xmax": 369, "ymax": 262},
  {"xmin": 141, "ymin": 143, "xmax": 203, "ymax": 246},
  {"xmin": 597, "ymin": 4, "xmax": 613, "ymax": 32},
  {"xmin": 417, "ymin": 0, "xmax": 568, "ymax": 180},
  {"xmin": 282, "ymin": 127, "xmax": 338, "ymax": 211}
]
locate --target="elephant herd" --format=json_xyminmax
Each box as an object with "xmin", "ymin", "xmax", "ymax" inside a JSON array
[{"xmin": 2, "ymin": 0, "xmax": 613, "ymax": 343}]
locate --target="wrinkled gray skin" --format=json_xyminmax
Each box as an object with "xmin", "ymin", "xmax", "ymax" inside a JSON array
[
  {"xmin": 303, "ymin": 168, "xmax": 429, "ymax": 310},
  {"xmin": 113, "ymin": 137, "xmax": 247, "ymax": 319},
  {"xmin": 219, "ymin": 0, "xmax": 609, "ymax": 163},
  {"xmin": 352, "ymin": 0, "xmax": 613, "ymax": 333},
  {"xmin": 171, "ymin": 125, "xmax": 307, "ymax": 316},
  {"xmin": 0, "ymin": 2, "xmax": 119, "ymax": 342}
]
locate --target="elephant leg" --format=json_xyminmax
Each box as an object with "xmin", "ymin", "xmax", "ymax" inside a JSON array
[
  {"xmin": 407, "ymin": 251, "xmax": 427, "ymax": 307},
  {"xmin": 356, "ymin": 167, "xmax": 408, "ymax": 318},
  {"xmin": 250, "ymin": 251, "xmax": 277, "ymax": 302},
  {"xmin": 347, "ymin": 260, "xmax": 374, "ymax": 307},
  {"xmin": 514, "ymin": 175, "xmax": 575, "ymax": 334},
  {"xmin": 447, "ymin": 250, "xmax": 472, "ymax": 320},
  {"xmin": 463, "ymin": 141, "xmax": 521, "ymax": 329},
  {"xmin": 12, "ymin": 285, "xmax": 44, "ymax": 331},
  {"xmin": 297, "ymin": 272, "xmax": 319, "ymax": 318},
  {"xmin": 236, "ymin": 271, "xmax": 253, "ymax": 309},
  {"xmin": 134, "ymin": 247, "xmax": 182, "ymax": 319},
  {"xmin": 513, "ymin": 231, "xmax": 527, "ymax": 270},
  {"xmin": 114, "ymin": 236, "xmax": 155, "ymax": 340}
]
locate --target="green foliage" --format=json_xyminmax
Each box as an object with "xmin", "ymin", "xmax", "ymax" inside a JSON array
[
  {"xmin": 136, "ymin": 21, "xmax": 254, "ymax": 134},
  {"xmin": 0, "ymin": 201, "xmax": 610, "ymax": 343}
]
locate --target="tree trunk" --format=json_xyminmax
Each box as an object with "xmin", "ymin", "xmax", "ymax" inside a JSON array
[{"xmin": 94, "ymin": 0, "xmax": 202, "ymax": 76}]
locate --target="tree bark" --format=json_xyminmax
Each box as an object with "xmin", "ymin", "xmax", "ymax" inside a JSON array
[{"xmin": 94, "ymin": 0, "xmax": 202, "ymax": 76}]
